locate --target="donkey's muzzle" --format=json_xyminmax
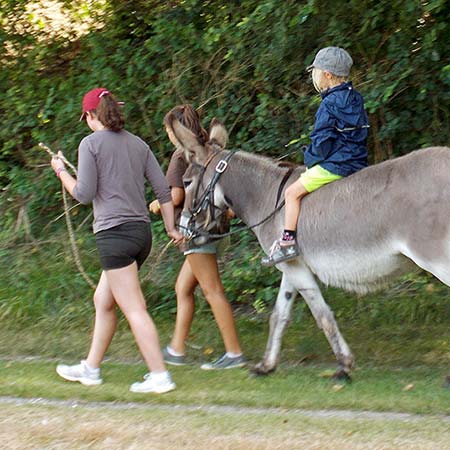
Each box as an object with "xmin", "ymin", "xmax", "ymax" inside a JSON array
[{"xmin": 179, "ymin": 212, "xmax": 194, "ymax": 239}]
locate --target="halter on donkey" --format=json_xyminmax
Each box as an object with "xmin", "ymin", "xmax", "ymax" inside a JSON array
[{"xmin": 173, "ymin": 118, "xmax": 450, "ymax": 387}]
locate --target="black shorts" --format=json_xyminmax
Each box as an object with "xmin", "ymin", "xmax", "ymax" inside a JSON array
[{"xmin": 95, "ymin": 221, "xmax": 152, "ymax": 270}]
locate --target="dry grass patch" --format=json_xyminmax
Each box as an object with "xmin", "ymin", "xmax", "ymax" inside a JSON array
[{"xmin": 1, "ymin": 402, "xmax": 450, "ymax": 450}]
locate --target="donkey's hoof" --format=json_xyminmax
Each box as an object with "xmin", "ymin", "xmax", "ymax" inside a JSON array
[
  {"xmin": 250, "ymin": 362, "xmax": 276, "ymax": 377},
  {"xmin": 443, "ymin": 375, "xmax": 450, "ymax": 388},
  {"xmin": 332, "ymin": 369, "xmax": 352, "ymax": 384}
]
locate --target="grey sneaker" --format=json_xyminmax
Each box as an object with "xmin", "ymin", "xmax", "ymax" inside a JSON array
[
  {"xmin": 56, "ymin": 360, "xmax": 102, "ymax": 386},
  {"xmin": 130, "ymin": 373, "xmax": 176, "ymax": 394},
  {"xmin": 201, "ymin": 354, "xmax": 247, "ymax": 370},
  {"xmin": 261, "ymin": 239, "xmax": 299, "ymax": 266},
  {"xmin": 162, "ymin": 347, "xmax": 186, "ymax": 366}
]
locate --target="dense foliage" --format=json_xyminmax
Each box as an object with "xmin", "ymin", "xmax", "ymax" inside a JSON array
[{"xmin": 1, "ymin": 0, "xmax": 449, "ymax": 323}]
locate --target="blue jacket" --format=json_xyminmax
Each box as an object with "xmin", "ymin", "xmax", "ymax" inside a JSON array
[{"xmin": 303, "ymin": 81, "xmax": 369, "ymax": 177}]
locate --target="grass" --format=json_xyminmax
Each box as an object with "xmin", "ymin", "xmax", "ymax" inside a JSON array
[
  {"xmin": 1, "ymin": 340, "xmax": 450, "ymax": 416},
  {"xmin": 1, "ymin": 359, "xmax": 450, "ymax": 415},
  {"xmin": 1, "ymin": 308, "xmax": 449, "ymax": 369}
]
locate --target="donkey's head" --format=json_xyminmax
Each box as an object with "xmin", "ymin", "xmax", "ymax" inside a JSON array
[
  {"xmin": 165, "ymin": 111, "xmax": 231, "ymax": 245},
  {"xmin": 181, "ymin": 151, "xmax": 233, "ymax": 245}
]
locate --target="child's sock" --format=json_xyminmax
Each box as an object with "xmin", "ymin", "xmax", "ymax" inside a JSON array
[{"xmin": 282, "ymin": 230, "xmax": 296, "ymax": 242}]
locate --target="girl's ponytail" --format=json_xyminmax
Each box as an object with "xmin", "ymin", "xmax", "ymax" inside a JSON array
[{"xmin": 96, "ymin": 93, "xmax": 125, "ymax": 132}]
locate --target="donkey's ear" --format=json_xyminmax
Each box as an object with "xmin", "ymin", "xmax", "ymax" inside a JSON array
[
  {"xmin": 209, "ymin": 118, "xmax": 228, "ymax": 149},
  {"xmin": 171, "ymin": 119, "xmax": 208, "ymax": 164}
]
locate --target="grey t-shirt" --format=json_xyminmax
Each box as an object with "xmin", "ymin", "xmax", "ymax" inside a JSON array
[{"xmin": 72, "ymin": 129, "xmax": 172, "ymax": 233}]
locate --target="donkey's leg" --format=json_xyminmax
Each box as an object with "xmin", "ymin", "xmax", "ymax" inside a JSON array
[
  {"xmin": 253, "ymin": 274, "xmax": 297, "ymax": 375},
  {"xmin": 286, "ymin": 265, "xmax": 354, "ymax": 379},
  {"xmin": 400, "ymin": 245, "xmax": 450, "ymax": 388},
  {"xmin": 402, "ymin": 243, "xmax": 450, "ymax": 388}
]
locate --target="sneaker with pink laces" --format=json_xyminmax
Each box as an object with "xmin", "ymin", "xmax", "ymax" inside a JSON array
[{"xmin": 261, "ymin": 239, "xmax": 299, "ymax": 266}]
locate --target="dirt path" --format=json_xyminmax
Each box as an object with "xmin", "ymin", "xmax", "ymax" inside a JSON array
[
  {"xmin": 1, "ymin": 395, "xmax": 449, "ymax": 424},
  {"xmin": 2, "ymin": 396, "xmax": 450, "ymax": 450}
]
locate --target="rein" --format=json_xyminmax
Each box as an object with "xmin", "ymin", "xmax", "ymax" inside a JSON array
[
  {"xmin": 275, "ymin": 166, "xmax": 294, "ymax": 209},
  {"xmin": 184, "ymin": 152, "xmax": 294, "ymax": 241}
]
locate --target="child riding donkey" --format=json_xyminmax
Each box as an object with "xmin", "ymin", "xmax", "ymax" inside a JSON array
[{"xmin": 262, "ymin": 46, "xmax": 370, "ymax": 266}]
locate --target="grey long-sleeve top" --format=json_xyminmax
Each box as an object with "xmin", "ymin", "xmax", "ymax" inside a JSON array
[{"xmin": 72, "ymin": 129, "xmax": 172, "ymax": 233}]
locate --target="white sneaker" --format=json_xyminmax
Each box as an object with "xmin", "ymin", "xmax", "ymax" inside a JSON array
[
  {"xmin": 56, "ymin": 360, "xmax": 102, "ymax": 386},
  {"xmin": 130, "ymin": 373, "xmax": 176, "ymax": 394}
]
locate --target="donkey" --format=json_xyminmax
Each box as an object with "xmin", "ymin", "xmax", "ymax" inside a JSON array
[{"xmin": 173, "ymin": 119, "xmax": 450, "ymax": 384}]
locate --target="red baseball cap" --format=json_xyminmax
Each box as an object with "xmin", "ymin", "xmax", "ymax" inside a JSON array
[{"xmin": 80, "ymin": 87, "xmax": 110, "ymax": 121}]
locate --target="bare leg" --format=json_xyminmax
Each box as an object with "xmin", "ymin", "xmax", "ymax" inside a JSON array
[
  {"xmin": 170, "ymin": 259, "xmax": 198, "ymax": 354},
  {"xmin": 262, "ymin": 180, "xmax": 308, "ymax": 266},
  {"xmin": 105, "ymin": 262, "xmax": 166, "ymax": 373},
  {"xmin": 187, "ymin": 253, "xmax": 242, "ymax": 354},
  {"xmin": 86, "ymin": 271, "xmax": 117, "ymax": 369},
  {"xmin": 284, "ymin": 179, "xmax": 309, "ymax": 232}
]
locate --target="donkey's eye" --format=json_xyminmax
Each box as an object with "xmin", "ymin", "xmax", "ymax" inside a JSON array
[{"xmin": 183, "ymin": 180, "xmax": 192, "ymax": 188}]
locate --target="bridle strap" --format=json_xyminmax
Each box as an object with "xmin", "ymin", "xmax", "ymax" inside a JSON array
[{"xmin": 191, "ymin": 151, "xmax": 234, "ymax": 217}]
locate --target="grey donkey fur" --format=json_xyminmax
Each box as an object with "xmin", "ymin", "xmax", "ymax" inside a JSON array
[{"xmin": 175, "ymin": 117, "xmax": 450, "ymax": 383}]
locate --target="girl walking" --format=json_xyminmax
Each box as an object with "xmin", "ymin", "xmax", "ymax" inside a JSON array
[
  {"xmin": 150, "ymin": 105, "xmax": 246, "ymax": 370},
  {"xmin": 51, "ymin": 87, "xmax": 183, "ymax": 393}
]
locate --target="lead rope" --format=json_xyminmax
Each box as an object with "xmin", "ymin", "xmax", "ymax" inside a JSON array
[{"xmin": 39, "ymin": 143, "xmax": 96, "ymax": 290}]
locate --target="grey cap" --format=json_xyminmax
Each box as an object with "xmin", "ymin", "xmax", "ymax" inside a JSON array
[{"xmin": 307, "ymin": 46, "xmax": 353, "ymax": 77}]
